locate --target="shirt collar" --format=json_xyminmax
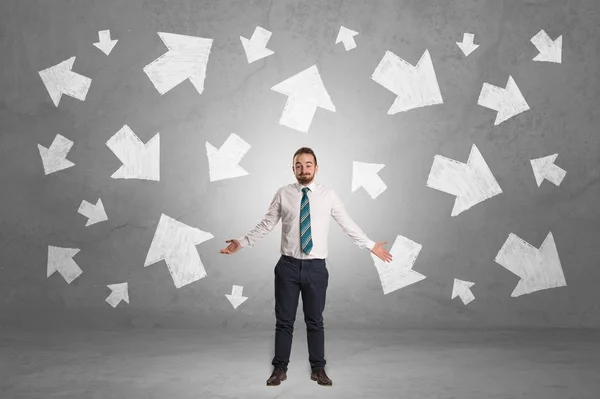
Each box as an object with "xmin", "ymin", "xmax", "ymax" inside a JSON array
[{"xmin": 295, "ymin": 181, "xmax": 316, "ymax": 192}]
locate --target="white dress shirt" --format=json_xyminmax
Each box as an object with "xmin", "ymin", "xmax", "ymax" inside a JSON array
[{"xmin": 237, "ymin": 181, "xmax": 376, "ymax": 259}]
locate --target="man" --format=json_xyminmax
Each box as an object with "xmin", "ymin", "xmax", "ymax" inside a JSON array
[{"xmin": 220, "ymin": 147, "xmax": 393, "ymax": 387}]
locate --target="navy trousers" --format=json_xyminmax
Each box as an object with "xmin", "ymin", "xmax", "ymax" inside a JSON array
[{"xmin": 271, "ymin": 254, "xmax": 329, "ymax": 372}]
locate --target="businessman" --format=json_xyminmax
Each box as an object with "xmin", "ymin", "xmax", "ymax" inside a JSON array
[{"xmin": 220, "ymin": 147, "xmax": 392, "ymax": 387}]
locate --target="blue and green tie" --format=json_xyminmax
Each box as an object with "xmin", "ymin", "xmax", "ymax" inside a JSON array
[{"xmin": 300, "ymin": 187, "xmax": 313, "ymax": 254}]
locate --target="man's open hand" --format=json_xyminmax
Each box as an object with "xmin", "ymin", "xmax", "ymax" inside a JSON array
[
  {"xmin": 371, "ymin": 241, "xmax": 393, "ymax": 262},
  {"xmin": 220, "ymin": 239, "xmax": 241, "ymax": 255}
]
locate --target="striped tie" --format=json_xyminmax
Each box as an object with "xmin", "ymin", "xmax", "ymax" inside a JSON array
[{"xmin": 300, "ymin": 187, "xmax": 313, "ymax": 254}]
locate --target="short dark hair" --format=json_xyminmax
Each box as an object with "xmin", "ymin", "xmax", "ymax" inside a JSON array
[{"xmin": 293, "ymin": 147, "xmax": 317, "ymax": 166}]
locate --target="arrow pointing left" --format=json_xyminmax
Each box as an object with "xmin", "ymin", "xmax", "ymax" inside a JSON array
[
  {"xmin": 143, "ymin": 32, "xmax": 213, "ymax": 95},
  {"xmin": 206, "ymin": 133, "xmax": 251, "ymax": 182},
  {"xmin": 38, "ymin": 56, "xmax": 92, "ymax": 107},
  {"xmin": 38, "ymin": 134, "xmax": 75, "ymax": 175},
  {"xmin": 47, "ymin": 245, "xmax": 82, "ymax": 284},
  {"xmin": 144, "ymin": 214, "xmax": 214, "ymax": 289}
]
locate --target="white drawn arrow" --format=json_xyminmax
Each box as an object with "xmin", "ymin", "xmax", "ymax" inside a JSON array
[
  {"xmin": 477, "ymin": 75, "xmax": 529, "ymax": 125},
  {"xmin": 38, "ymin": 134, "xmax": 75, "ymax": 175},
  {"xmin": 78, "ymin": 198, "xmax": 108, "ymax": 226},
  {"xmin": 427, "ymin": 144, "xmax": 502, "ymax": 217},
  {"xmin": 240, "ymin": 26, "xmax": 274, "ymax": 63},
  {"xmin": 451, "ymin": 279, "xmax": 475, "ymax": 305},
  {"xmin": 106, "ymin": 125, "xmax": 160, "ymax": 181},
  {"xmin": 371, "ymin": 49, "xmax": 443, "ymax": 114},
  {"xmin": 106, "ymin": 282, "xmax": 129, "ymax": 308},
  {"xmin": 531, "ymin": 29, "xmax": 562, "ymax": 63},
  {"xmin": 531, "ymin": 153, "xmax": 566, "ymax": 187},
  {"xmin": 144, "ymin": 214, "xmax": 214, "ymax": 289},
  {"xmin": 206, "ymin": 133, "xmax": 251, "ymax": 182},
  {"xmin": 38, "ymin": 56, "xmax": 92, "ymax": 107},
  {"xmin": 271, "ymin": 65, "xmax": 336, "ymax": 133},
  {"xmin": 47, "ymin": 245, "xmax": 82, "ymax": 284},
  {"xmin": 352, "ymin": 161, "xmax": 387, "ymax": 199},
  {"xmin": 93, "ymin": 30, "xmax": 118, "ymax": 55},
  {"xmin": 225, "ymin": 285, "xmax": 248, "ymax": 309},
  {"xmin": 143, "ymin": 32, "xmax": 213, "ymax": 95},
  {"xmin": 371, "ymin": 234, "xmax": 425, "ymax": 295},
  {"xmin": 494, "ymin": 232, "xmax": 566, "ymax": 297},
  {"xmin": 335, "ymin": 26, "xmax": 359, "ymax": 51},
  {"xmin": 456, "ymin": 33, "xmax": 479, "ymax": 56}
]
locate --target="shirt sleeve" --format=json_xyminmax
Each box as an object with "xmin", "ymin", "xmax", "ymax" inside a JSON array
[
  {"xmin": 237, "ymin": 189, "xmax": 282, "ymax": 248},
  {"xmin": 330, "ymin": 189, "xmax": 376, "ymax": 251}
]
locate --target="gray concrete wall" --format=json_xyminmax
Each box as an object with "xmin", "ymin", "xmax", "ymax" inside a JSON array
[{"xmin": 1, "ymin": 0, "xmax": 599, "ymax": 330}]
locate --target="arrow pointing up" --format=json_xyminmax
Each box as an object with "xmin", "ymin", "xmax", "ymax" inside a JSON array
[
  {"xmin": 352, "ymin": 161, "xmax": 387, "ymax": 199},
  {"xmin": 531, "ymin": 29, "xmax": 562, "ymax": 63},
  {"xmin": 371, "ymin": 234, "xmax": 425, "ymax": 295},
  {"xmin": 531, "ymin": 153, "xmax": 566, "ymax": 187},
  {"xmin": 93, "ymin": 30, "xmax": 118, "ymax": 55},
  {"xmin": 240, "ymin": 26, "xmax": 274, "ymax": 63},
  {"xmin": 225, "ymin": 285, "xmax": 248, "ymax": 309},
  {"xmin": 38, "ymin": 134, "xmax": 75, "ymax": 175},
  {"xmin": 47, "ymin": 245, "xmax": 82, "ymax": 284},
  {"xmin": 106, "ymin": 125, "xmax": 160, "ymax": 181},
  {"xmin": 478, "ymin": 75, "xmax": 530, "ymax": 125},
  {"xmin": 144, "ymin": 214, "xmax": 214, "ymax": 289},
  {"xmin": 371, "ymin": 49, "xmax": 443, "ymax": 114},
  {"xmin": 456, "ymin": 33, "xmax": 479, "ymax": 56},
  {"xmin": 336, "ymin": 26, "xmax": 359, "ymax": 51},
  {"xmin": 271, "ymin": 65, "xmax": 336, "ymax": 133},
  {"xmin": 452, "ymin": 279, "xmax": 476, "ymax": 305},
  {"xmin": 494, "ymin": 232, "xmax": 566, "ymax": 297},
  {"xmin": 427, "ymin": 144, "xmax": 502, "ymax": 216},
  {"xmin": 106, "ymin": 282, "xmax": 129, "ymax": 308},
  {"xmin": 38, "ymin": 56, "xmax": 92, "ymax": 107},
  {"xmin": 143, "ymin": 32, "xmax": 213, "ymax": 95},
  {"xmin": 78, "ymin": 198, "xmax": 108, "ymax": 226},
  {"xmin": 206, "ymin": 133, "xmax": 251, "ymax": 182}
]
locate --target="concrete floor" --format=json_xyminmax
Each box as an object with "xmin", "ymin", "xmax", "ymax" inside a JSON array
[{"xmin": 1, "ymin": 327, "xmax": 599, "ymax": 399}]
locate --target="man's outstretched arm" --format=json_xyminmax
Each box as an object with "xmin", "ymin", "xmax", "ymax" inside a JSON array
[
  {"xmin": 330, "ymin": 190, "xmax": 392, "ymax": 262},
  {"xmin": 236, "ymin": 189, "xmax": 282, "ymax": 248},
  {"xmin": 330, "ymin": 190, "xmax": 376, "ymax": 250}
]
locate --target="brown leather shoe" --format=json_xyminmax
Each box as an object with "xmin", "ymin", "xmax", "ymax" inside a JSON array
[
  {"xmin": 310, "ymin": 368, "xmax": 332, "ymax": 386},
  {"xmin": 266, "ymin": 368, "xmax": 287, "ymax": 386}
]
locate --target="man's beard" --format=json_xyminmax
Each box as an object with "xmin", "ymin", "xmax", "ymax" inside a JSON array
[{"xmin": 297, "ymin": 174, "xmax": 312, "ymax": 184}]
